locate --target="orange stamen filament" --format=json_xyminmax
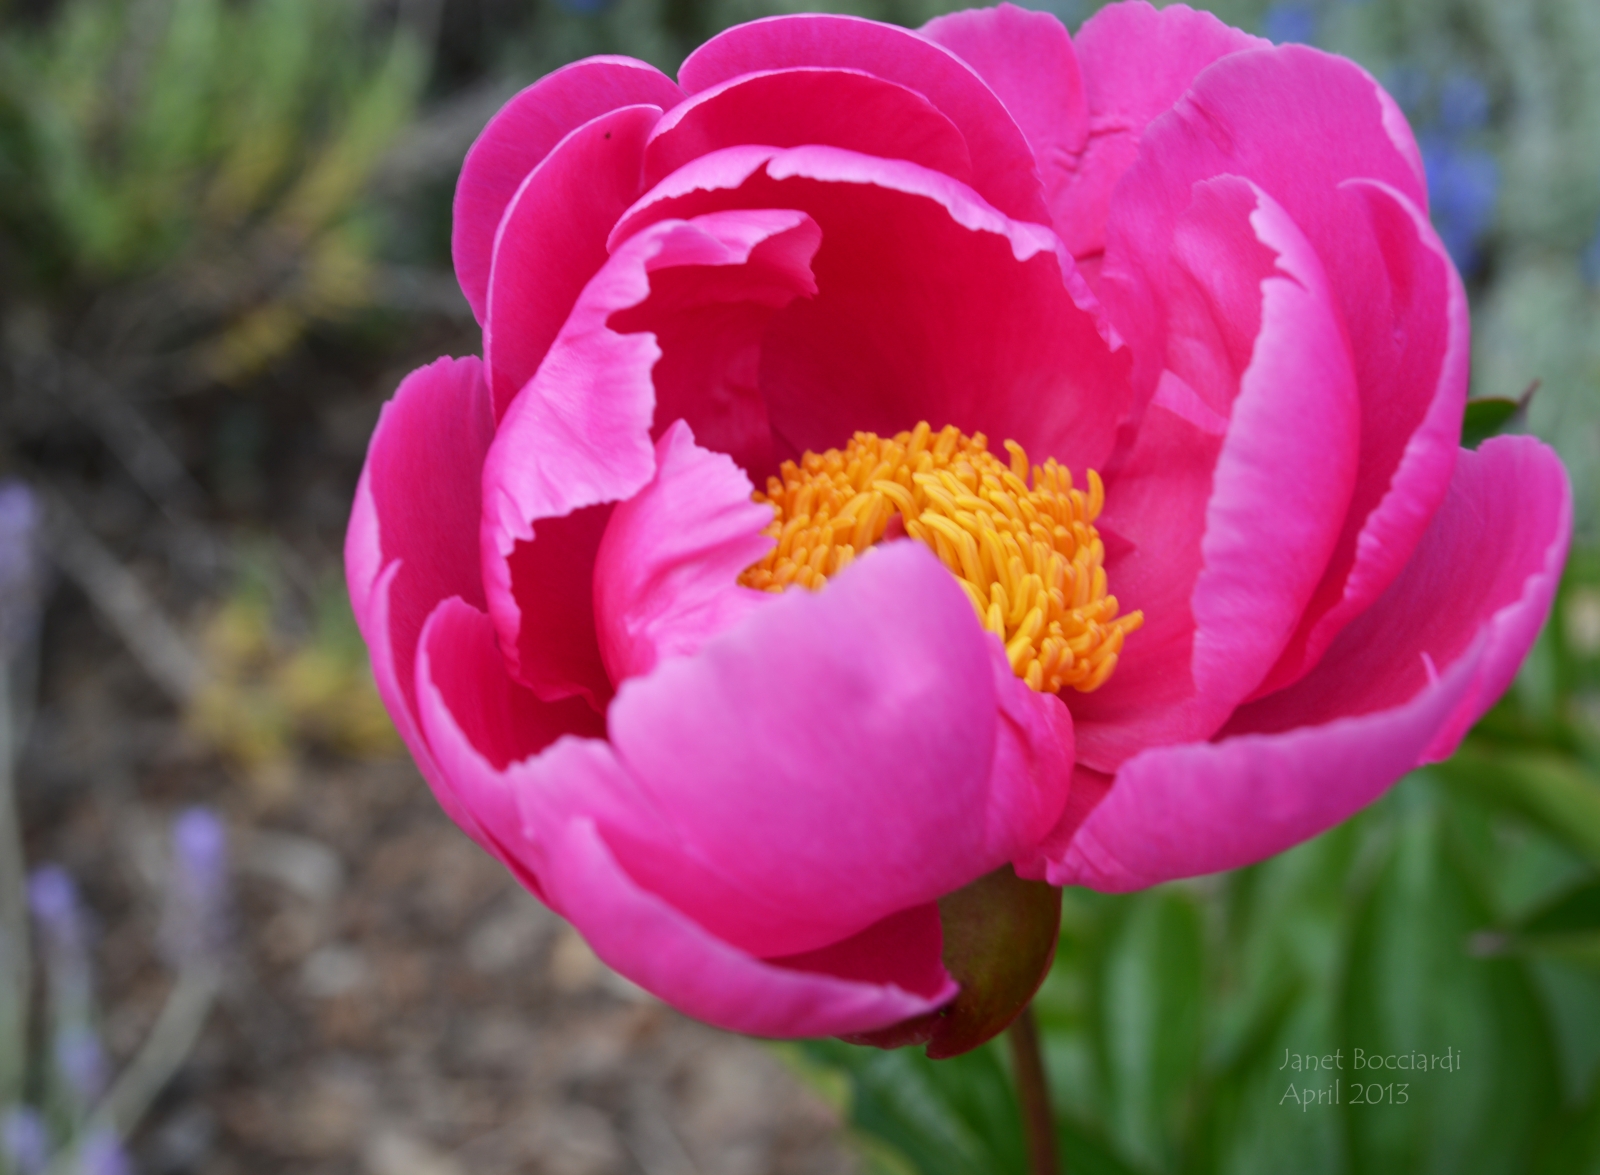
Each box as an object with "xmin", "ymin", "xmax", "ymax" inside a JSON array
[{"xmin": 738, "ymin": 422, "xmax": 1144, "ymax": 694}]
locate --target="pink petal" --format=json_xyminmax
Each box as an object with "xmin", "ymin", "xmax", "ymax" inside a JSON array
[
  {"xmin": 452, "ymin": 56, "xmax": 683, "ymax": 323},
  {"xmin": 986, "ymin": 642, "xmax": 1077, "ymax": 868},
  {"xmin": 1187, "ymin": 182, "xmax": 1359, "ymax": 703},
  {"xmin": 643, "ymin": 67, "xmax": 974, "ymax": 193},
  {"xmin": 594, "ymin": 420, "xmax": 774, "ymax": 685},
  {"xmin": 412, "ymin": 664, "xmax": 956, "ymax": 1036},
  {"xmin": 1014, "ymin": 765, "xmax": 1113, "ymax": 881},
  {"xmin": 1074, "ymin": 178, "xmax": 1361, "ymax": 768},
  {"xmin": 480, "ymin": 209, "xmax": 820, "ymax": 703},
  {"xmin": 607, "ymin": 210, "xmax": 822, "ymax": 480},
  {"xmin": 545, "ymin": 815, "xmax": 957, "ymax": 1037},
  {"xmin": 414, "ymin": 597, "xmax": 604, "ymax": 884},
  {"xmin": 345, "ymin": 356, "xmax": 496, "ymax": 815},
  {"xmin": 1068, "ymin": 397, "xmax": 1219, "ymax": 762},
  {"xmin": 495, "ymin": 505, "xmax": 616, "ymax": 709},
  {"xmin": 484, "ymin": 104, "xmax": 661, "ymax": 421},
  {"xmin": 767, "ymin": 901, "xmax": 951, "ymax": 999},
  {"xmin": 1230, "ymin": 436, "xmax": 1571, "ymax": 752},
  {"xmin": 597, "ymin": 542, "xmax": 1016, "ymax": 958},
  {"xmin": 1053, "ymin": 436, "xmax": 1571, "ymax": 890},
  {"xmin": 1061, "ymin": 1, "xmax": 1265, "ymax": 263},
  {"xmin": 1101, "ymin": 48, "xmax": 1442, "ymax": 575},
  {"xmin": 677, "ymin": 14, "xmax": 1049, "ymax": 225},
  {"xmin": 920, "ymin": 4, "xmax": 1087, "ymax": 237},
  {"xmin": 612, "ymin": 145, "xmax": 1129, "ymax": 476},
  {"xmin": 1254, "ymin": 180, "xmax": 1467, "ymax": 694}
]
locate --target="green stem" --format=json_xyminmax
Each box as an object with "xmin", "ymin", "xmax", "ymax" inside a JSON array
[{"xmin": 1008, "ymin": 1003, "xmax": 1059, "ymax": 1175}]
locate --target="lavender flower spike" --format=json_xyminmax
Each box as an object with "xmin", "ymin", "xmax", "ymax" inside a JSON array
[
  {"xmin": 78, "ymin": 1127, "xmax": 130, "ymax": 1175},
  {"xmin": 160, "ymin": 807, "xmax": 230, "ymax": 969},
  {"xmin": 1, "ymin": 1104, "xmax": 50, "ymax": 1175},
  {"xmin": 28, "ymin": 867, "xmax": 90, "ymax": 1012},
  {"xmin": 0, "ymin": 483, "xmax": 40, "ymax": 661}
]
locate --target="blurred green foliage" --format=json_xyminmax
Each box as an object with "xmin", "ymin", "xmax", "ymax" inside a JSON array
[{"xmin": 0, "ymin": 0, "xmax": 426, "ymax": 382}]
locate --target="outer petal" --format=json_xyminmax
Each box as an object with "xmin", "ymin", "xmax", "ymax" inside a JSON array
[
  {"xmin": 484, "ymin": 105, "xmax": 661, "ymax": 420},
  {"xmin": 452, "ymin": 57, "xmax": 683, "ymax": 323},
  {"xmin": 1073, "ymin": 178, "xmax": 1361, "ymax": 769},
  {"xmin": 597, "ymin": 541, "xmax": 1015, "ymax": 958},
  {"xmin": 546, "ymin": 814, "xmax": 956, "ymax": 1037},
  {"xmin": 677, "ymin": 14, "xmax": 1049, "ymax": 225},
  {"xmin": 414, "ymin": 598, "xmax": 605, "ymax": 885},
  {"xmin": 766, "ymin": 902, "xmax": 950, "ymax": 1006},
  {"xmin": 985, "ymin": 642, "xmax": 1077, "ymax": 868},
  {"xmin": 480, "ymin": 208, "xmax": 821, "ymax": 704},
  {"xmin": 643, "ymin": 68, "xmax": 974, "ymax": 193},
  {"xmin": 1102, "ymin": 44, "xmax": 1426, "ymax": 393},
  {"xmin": 345, "ymin": 356, "xmax": 495, "ymax": 828},
  {"xmin": 426, "ymin": 538, "xmax": 1034, "ymax": 963},
  {"xmin": 920, "ymin": 4, "xmax": 1087, "ymax": 238},
  {"xmin": 1101, "ymin": 48, "xmax": 1450, "ymax": 684},
  {"xmin": 1051, "ymin": 437, "xmax": 1571, "ymax": 891},
  {"xmin": 1229, "ymin": 437, "xmax": 1572, "ymax": 756},
  {"xmin": 1255, "ymin": 180, "xmax": 1467, "ymax": 693},
  {"xmin": 413, "ymin": 643, "xmax": 955, "ymax": 1038},
  {"xmin": 612, "ymin": 145, "xmax": 1130, "ymax": 477},
  {"xmin": 1061, "ymin": 1, "xmax": 1265, "ymax": 265},
  {"xmin": 593, "ymin": 419, "xmax": 774, "ymax": 684}
]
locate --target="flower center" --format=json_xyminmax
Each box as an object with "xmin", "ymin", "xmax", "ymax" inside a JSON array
[{"xmin": 739, "ymin": 422, "xmax": 1143, "ymax": 693}]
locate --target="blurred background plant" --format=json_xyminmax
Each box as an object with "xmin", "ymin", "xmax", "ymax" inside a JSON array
[
  {"xmin": 0, "ymin": 0, "xmax": 1596, "ymax": 1171},
  {"xmin": 0, "ymin": 0, "xmax": 430, "ymax": 384},
  {"xmin": 0, "ymin": 482, "xmax": 230, "ymax": 1175}
]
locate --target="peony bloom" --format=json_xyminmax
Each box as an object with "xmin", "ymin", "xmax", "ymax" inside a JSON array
[{"xmin": 346, "ymin": 1, "xmax": 1571, "ymax": 1050}]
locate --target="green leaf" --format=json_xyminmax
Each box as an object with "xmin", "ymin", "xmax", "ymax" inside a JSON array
[
  {"xmin": 1461, "ymin": 397, "xmax": 1525, "ymax": 448},
  {"xmin": 1092, "ymin": 890, "xmax": 1205, "ymax": 1172},
  {"xmin": 1519, "ymin": 878, "xmax": 1600, "ymax": 937},
  {"xmin": 797, "ymin": 1038, "xmax": 1027, "ymax": 1175},
  {"xmin": 1056, "ymin": 1113, "xmax": 1153, "ymax": 1175},
  {"xmin": 1475, "ymin": 878, "xmax": 1600, "ymax": 971},
  {"xmin": 1431, "ymin": 747, "xmax": 1600, "ymax": 868},
  {"xmin": 1338, "ymin": 799, "xmax": 1562, "ymax": 1175}
]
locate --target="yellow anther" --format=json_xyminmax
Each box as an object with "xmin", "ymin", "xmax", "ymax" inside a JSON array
[{"xmin": 738, "ymin": 422, "xmax": 1143, "ymax": 694}]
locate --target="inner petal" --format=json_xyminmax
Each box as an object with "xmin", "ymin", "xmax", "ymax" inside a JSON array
[{"xmin": 739, "ymin": 420, "xmax": 1143, "ymax": 694}]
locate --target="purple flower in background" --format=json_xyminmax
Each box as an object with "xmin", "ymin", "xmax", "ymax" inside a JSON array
[
  {"xmin": 1, "ymin": 1105, "xmax": 50, "ymax": 1175},
  {"xmin": 1420, "ymin": 131, "xmax": 1499, "ymax": 274},
  {"xmin": 159, "ymin": 807, "xmax": 230, "ymax": 968},
  {"xmin": 1261, "ymin": 1, "xmax": 1317, "ymax": 44},
  {"xmin": 28, "ymin": 866, "xmax": 88, "ymax": 1000},
  {"xmin": 1384, "ymin": 68, "xmax": 1500, "ymax": 276},
  {"xmin": 29, "ymin": 866, "xmax": 109, "ymax": 1106},
  {"xmin": 0, "ymin": 482, "xmax": 40, "ymax": 659},
  {"xmin": 78, "ymin": 1128, "xmax": 129, "ymax": 1175}
]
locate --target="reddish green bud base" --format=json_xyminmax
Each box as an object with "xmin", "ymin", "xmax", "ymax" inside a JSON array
[{"xmin": 842, "ymin": 867, "xmax": 1061, "ymax": 1058}]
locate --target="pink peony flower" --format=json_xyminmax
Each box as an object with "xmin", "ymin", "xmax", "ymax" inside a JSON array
[{"xmin": 346, "ymin": 1, "xmax": 1571, "ymax": 1050}]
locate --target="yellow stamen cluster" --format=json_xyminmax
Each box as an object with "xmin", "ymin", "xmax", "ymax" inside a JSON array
[{"xmin": 738, "ymin": 421, "xmax": 1143, "ymax": 693}]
